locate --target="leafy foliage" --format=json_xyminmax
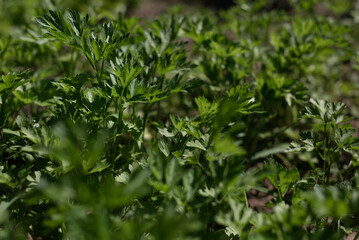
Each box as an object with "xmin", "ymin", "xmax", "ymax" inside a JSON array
[{"xmin": 1, "ymin": 1, "xmax": 359, "ymax": 239}]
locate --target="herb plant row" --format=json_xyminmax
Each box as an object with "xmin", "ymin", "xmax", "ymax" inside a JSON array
[{"xmin": 1, "ymin": 1, "xmax": 359, "ymax": 239}]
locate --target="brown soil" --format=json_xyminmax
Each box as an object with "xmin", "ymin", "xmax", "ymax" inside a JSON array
[{"xmin": 131, "ymin": 0, "xmax": 183, "ymax": 19}]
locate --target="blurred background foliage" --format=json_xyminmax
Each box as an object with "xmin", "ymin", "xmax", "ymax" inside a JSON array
[{"xmin": 1, "ymin": 0, "xmax": 359, "ymax": 239}]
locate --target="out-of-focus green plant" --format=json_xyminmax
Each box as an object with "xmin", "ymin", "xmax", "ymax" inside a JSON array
[{"xmin": 1, "ymin": 1, "xmax": 359, "ymax": 239}]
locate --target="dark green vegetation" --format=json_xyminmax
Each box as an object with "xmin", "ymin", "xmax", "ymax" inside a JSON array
[{"xmin": 1, "ymin": 0, "xmax": 359, "ymax": 239}]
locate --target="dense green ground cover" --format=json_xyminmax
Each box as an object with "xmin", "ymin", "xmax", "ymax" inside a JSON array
[{"xmin": 1, "ymin": 0, "xmax": 359, "ymax": 239}]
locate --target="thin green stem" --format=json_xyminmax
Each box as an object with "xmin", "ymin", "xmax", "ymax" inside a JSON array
[
  {"xmin": 69, "ymin": 48, "xmax": 75, "ymax": 77},
  {"xmin": 117, "ymin": 88, "xmax": 126, "ymax": 133},
  {"xmin": 9, "ymin": 108, "xmax": 21, "ymax": 129},
  {"xmin": 244, "ymin": 192, "xmax": 249, "ymax": 208},
  {"xmin": 278, "ymin": 189, "xmax": 283, "ymax": 202},
  {"xmin": 0, "ymin": 94, "xmax": 8, "ymax": 130},
  {"xmin": 83, "ymin": 54, "xmax": 96, "ymax": 73},
  {"xmin": 118, "ymin": 97, "xmax": 123, "ymax": 122},
  {"xmin": 323, "ymin": 122, "xmax": 328, "ymax": 185},
  {"xmin": 94, "ymin": 63, "xmax": 100, "ymax": 83},
  {"xmin": 142, "ymin": 103, "xmax": 154, "ymax": 140},
  {"xmin": 157, "ymin": 102, "xmax": 161, "ymax": 120},
  {"xmin": 99, "ymin": 58, "xmax": 105, "ymax": 82},
  {"xmin": 82, "ymin": 53, "xmax": 101, "ymax": 82}
]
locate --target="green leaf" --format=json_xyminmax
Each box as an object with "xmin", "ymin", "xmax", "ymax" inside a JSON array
[
  {"xmin": 278, "ymin": 169, "xmax": 300, "ymax": 197},
  {"xmin": 186, "ymin": 139, "xmax": 206, "ymax": 151},
  {"xmin": 159, "ymin": 137, "xmax": 172, "ymax": 157},
  {"xmin": 195, "ymin": 96, "xmax": 218, "ymax": 118},
  {"xmin": 300, "ymin": 99, "xmax": 346, "ymax": 123},
  {"xmin": 0, "ymin": 171, "xmax": 13, "ymax": 188},
  {"xmin": 165, "ymin": 158, "xmax": 182, "ymax": 186},
  {"xmin": 214, "ymin": 135, "xmax": 246, "ymax": 156},
  {"xmin": 252, "ymin": 144, "xmax": 290, "ymax": 160}
]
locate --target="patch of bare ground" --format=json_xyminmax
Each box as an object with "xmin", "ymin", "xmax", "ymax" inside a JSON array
[
  {"xmin": 131, "ymin": 0, "xmax": 182, "ymax": 19},
  {"xmin": 247, "ymin": 189, "xmax": 274, "ymax": 212},
  {"xmin": 247, "ymin": 179, "xmax": 275, "ymax": 212},
  {"xmin": 345, "ymin": 232, "xmax": 358, "ymax": 240}
]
